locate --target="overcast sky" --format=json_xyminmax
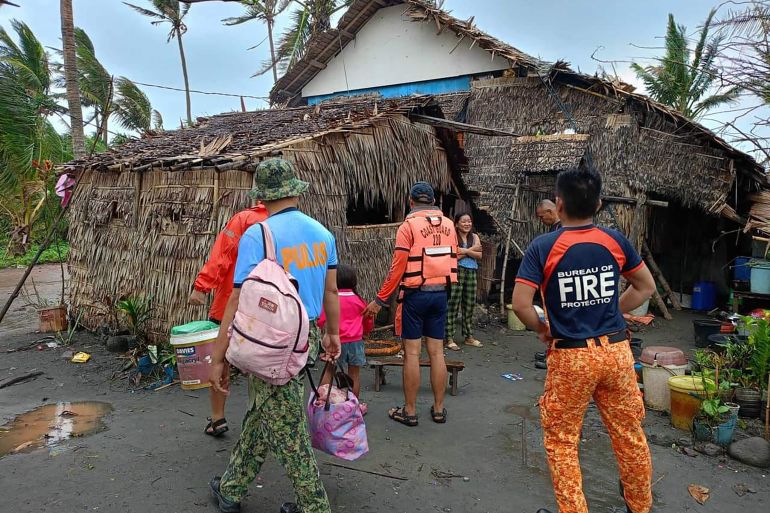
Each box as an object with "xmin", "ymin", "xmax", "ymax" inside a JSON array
[{"xmin": 1, "ymin": 0, "xmax": 755, "ymax": 146}]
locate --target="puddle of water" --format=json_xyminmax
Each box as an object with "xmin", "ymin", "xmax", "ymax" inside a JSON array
[
  {"xmin": 0, "ymin": 401, "xmax": 112, "ymax": 457},
  {"xmin": 506, "ymin": 403, "xmax": 539, "ymax": 421}
]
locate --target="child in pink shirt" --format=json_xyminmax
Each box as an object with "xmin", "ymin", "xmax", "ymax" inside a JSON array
[{"xmin": 318, "ymin": 264, "xmax": 373, "ymax": 414}]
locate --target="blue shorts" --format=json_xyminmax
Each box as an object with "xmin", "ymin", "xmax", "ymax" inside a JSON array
[
  {"xmin": 340, "ymin": 340, "xmax": 366, "ymax": 368},
  {"xmin": 401, "ymin": 290, "xmax": 448, "ymax": 340}
]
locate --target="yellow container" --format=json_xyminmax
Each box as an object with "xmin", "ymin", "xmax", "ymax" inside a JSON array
[
  {"xmin": 668, "ymin": 375, "xmax": 713, "ymax": 431},
  {"xmin": 505, "ymin": 304, "xmax": 525, "ymax": 331}
]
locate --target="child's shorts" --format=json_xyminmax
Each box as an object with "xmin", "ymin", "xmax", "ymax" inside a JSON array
[{"xmin": 339, "ymin": 340, "xmax": 366, "ymax": 367}]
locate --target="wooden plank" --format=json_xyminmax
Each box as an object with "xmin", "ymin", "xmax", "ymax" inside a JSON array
[
  {"xmin": 642, "ymin": 241, "xmax": 682, "ymax": 310},
  {"xmin": 369, "ymin": 358, "xmax": 465, "ymax": 369},
  {"xmin": 309, "ymin": 59, "xmax": 327, "ymax": 70},
  {"xmin": 496, "ymin": 184, "xmax": 668, "ymax": 208},
  {"xmin": 410, "ymin": 113, "xmax": 519, "ymax": 137}
]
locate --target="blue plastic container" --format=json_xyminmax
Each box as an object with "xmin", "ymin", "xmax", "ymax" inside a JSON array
[
  {"xmin": 692, "ymin": 281, "xmax": 716, "ymax": 311},
  {"xmin": 693, "ymin": 414, "xmax": 737, "ymax": 446},
  {"xmin": 734, "ymin": 257, "xmax": 751, "ymax": 281},
  {"xmin": 750, "ymin": 259, "xmax": 770, "ymax": 294}
]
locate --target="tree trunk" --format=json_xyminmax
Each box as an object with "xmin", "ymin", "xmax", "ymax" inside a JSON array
[
  {"xmin": 60, "ymin": 0, "xmax": 85, "ymax": 159},
  {"xmin": 267, "ymin": 17, "xmax": 278, "ymax": 84},
  {"xmin": 176, "ymin": 28, "xmax": 193, "ymax": 126}
]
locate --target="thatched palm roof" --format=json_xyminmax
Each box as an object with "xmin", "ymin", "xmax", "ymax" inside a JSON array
[
  {"xmin": 62, "ymin": 95, "xmax": 434, "ymax": 174},
  {"xmin": 269, "ymin": 0, "xmax": 546, "ymax": 105}
]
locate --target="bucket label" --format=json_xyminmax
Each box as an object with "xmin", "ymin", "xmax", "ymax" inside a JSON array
[
  {"xmin": 176, "ymin": 346, "xmax": 197, "ymax": 356},
  {"xmin": 182, "ymin": 379, "xmax": 201, "ymax": 385}
]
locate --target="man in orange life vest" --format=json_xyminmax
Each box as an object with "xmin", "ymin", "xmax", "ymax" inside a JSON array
[
  {"xmin": 365, "ymin": 182, "xmax": 458, "ymax": 426},
  {"xmin": 512, "ymin": 166, "xmax": 656, "ymax": 513},
  {"xmin": 189, "ymin": 201, "xmax": 268, "ymax": 437}
]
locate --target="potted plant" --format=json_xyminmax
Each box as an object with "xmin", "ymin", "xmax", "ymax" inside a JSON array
[
  {"xmin": 21, "ymin": 278, "xmax": 67, "ymax": 333},
  {"xmin": 734, "ymin": 316, "xmax": 769, "ymax": 418},
  {"xmin": 693, "ymin": 365, "xmax": 739, "ymax": 446},
  {"xmin": 116, "ymin": 295, "xmax": 153, "ymax": 350}
]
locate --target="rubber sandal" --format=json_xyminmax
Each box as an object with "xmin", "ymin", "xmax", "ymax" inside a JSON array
[
  {"xmin": 359, "ymin": 402, "xmax": 368, "ymax": 416},
  {"xmin": 446, "ymin": 340, "xmax": 461, "ymax": 351},
  {"xmin": 388, "ymin": 406, "xmax": 418, "ymax": 426},
  {"xmin": 205, "ymin": 417, "xmax": 229, "ymax": 437},
  {"xmin": 430, "ymin": 406, "xmax": 447, "ymax": 424},
  {"xmin": 464, "ymin": 338, "xmax": 483, "ymax": 347}
]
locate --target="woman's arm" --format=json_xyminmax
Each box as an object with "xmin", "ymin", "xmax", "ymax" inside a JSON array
[{"xmin": 464, "ymin": 234, "xmax": 483, "ymax": 260}]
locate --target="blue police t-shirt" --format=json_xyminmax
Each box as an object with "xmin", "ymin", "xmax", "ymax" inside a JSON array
[
  {"xmin": 234, "ymin": 208, "xmax": 337, "ymax": 319},
  {"xmin": 515, "ymin": 224, "xmax": 643, "ymax": 340}
]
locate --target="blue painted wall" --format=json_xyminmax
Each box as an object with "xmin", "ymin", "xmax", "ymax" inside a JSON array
[{"xmin": 307, "ymin": 75, "xmax": 472, "ymax": 105}]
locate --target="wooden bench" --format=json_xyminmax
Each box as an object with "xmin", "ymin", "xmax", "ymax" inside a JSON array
[{"xmin": 368, "ymin": 358, "xmax": 466, "ymax": 396}]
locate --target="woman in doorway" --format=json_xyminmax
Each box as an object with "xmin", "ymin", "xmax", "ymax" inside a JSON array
[{"xmin": 446, "ymin": 212, "xmax": 483, "ymax": 351}]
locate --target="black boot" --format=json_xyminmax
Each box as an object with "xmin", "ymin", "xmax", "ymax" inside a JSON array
[
  {"xmin": 280, "ymin": 503, "xmax": 301, "ymax": 513},
  {"xmin": 536, "ymin": 509, "xmax": 554, "ymax": 513},
  {"xmin": 209, "ymin": 477, "xmax": 241, "ymax": 513}
]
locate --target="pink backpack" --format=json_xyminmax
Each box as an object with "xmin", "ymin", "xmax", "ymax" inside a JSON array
[{"xmin": 226, "ymin": 222, "xmax": 310, "ymax": 385}]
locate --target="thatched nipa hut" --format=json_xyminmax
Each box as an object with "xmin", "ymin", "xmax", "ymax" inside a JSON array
[{"xmin": 63, "ymin": 96, "xmax": 453, "ymax": 341}]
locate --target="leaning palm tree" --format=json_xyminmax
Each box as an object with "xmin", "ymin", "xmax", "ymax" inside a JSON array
[
  {"xmin": 0, "ymin": 21, "xmax": 66, "ymax": 254},
  {"xmin": 60, "ymin": 0, "xmax": 86, "ymax": 159},
  {"xmin": 631, "ymin": 9, "xmax": 741, "ymax": 121},
  {"xmin": 113, "ymin": 77, "xmax": 155, "ymax": 134},
  {"xmin": 125, "ymin": 0, "xmax": 193, "ymax": 125},
  {"xmin": 223, "ymin": 0, "xmax": 292, "ymax": 84}
]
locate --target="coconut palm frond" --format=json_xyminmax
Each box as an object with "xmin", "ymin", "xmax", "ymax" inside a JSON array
[
  {"xmin": 152, "ymin": 109, "xmax": 164, "ymax": 131},
  {"xmin": 114, "ymin": 77, "xmax": 152, "ymax": 133}
]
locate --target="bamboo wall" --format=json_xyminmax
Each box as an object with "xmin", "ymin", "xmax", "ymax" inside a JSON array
[{"xmin": 68, "ymin": 117, "xmax": 450, "ymax": 341}]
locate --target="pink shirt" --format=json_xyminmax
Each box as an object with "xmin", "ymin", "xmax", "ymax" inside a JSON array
[{"xmin": 318, "ymin": 289, "xmax": 374, "ymax": 344}]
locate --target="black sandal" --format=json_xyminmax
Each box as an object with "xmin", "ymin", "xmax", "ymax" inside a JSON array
[
  {"xmin": 388, "ymin": 406, "xmax": 418, "ymax": 427},
  {"xmin": 430, "ymin": 406, "xmax": 447, "ymax": 424},
  {"xmin": 205, "ymin": 417, "xmax": 229, "ymax": 437}
]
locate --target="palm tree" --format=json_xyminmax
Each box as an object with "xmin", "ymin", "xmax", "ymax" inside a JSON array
[
  {"xmin": 631, "ymin": 9, "xmax": 741, "ymax": 121},
  {"xmin": 114, "ymin": 77, "xmax": 154, "ymax": 133},
  {"xmin": 60, "ymin": 0, "xmax": 86, "ymax": 159},
  {"xmin": 0, "ymin": 21, "xmax": 66, "ymax": 254},
  {"xmin": 125, "ymin": 0, "xmax": 193, "ymax": 125},
  {"xmin": 223, "ymin": 0, "xmax": 292, "ymax": 84},
  {"xmin": 261, "ymin": 0, "xmax": 352, "ymax": 77},
  {"xmin": 69, "ymin": 28, "xmax": 113, "ymax": 148}
]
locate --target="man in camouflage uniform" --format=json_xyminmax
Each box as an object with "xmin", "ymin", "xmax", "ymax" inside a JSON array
[{"xmin": 207, "ymin": 158, "xmax": 342, "ymax": 513}]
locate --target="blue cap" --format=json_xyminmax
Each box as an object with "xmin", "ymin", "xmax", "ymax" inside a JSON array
[{"xmin": 410, "ymin": 181, "xmax": 435, "ymax": 203}]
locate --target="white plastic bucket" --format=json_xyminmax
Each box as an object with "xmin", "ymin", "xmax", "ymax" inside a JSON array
[
  {"xmin": 505, "ymin": 305, "xmax": 525, "ymax": 331},
  {"xmin": 642, "ymin": 363, "xmax": 688, "ymax": 411},
  {"xmin": 629, "ymin": 299, "xmax": 650, "ymax": 317}
]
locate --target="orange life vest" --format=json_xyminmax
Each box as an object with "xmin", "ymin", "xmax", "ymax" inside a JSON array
[{"xmin": 400, "ymin": 209, "xmax": 458, "ymax": 289}]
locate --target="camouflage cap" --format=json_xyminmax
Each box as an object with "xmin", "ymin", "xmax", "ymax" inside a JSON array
[{"xmin": 249, "ymin": 158, "xmax": 309, "ymax": 201}]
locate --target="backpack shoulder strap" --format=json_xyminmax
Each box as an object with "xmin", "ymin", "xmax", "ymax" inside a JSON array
[{"xmin": 259, "ymin": 222, "xmax": 277, "ymax": 262}]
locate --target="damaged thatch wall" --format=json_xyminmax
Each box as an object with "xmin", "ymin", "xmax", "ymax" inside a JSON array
[
  {"xmin": 463, "ymin": 77, "xmax": 740, "ymax": 249},
  {"xmin": 67, "ymin": 102, "xmax": 450, "ymax": 341}
]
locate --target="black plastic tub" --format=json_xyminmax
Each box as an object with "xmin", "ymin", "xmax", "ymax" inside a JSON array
[
  {"xmin": 707, "ymin": 333, "xmax": 748, "ymax": 349},
  {"xmin": 693, "ymin": 319, "xmax": 723, "ymax": 348}
]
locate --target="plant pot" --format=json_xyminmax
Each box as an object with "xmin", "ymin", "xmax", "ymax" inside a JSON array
[
  {"xmin": 693, "ymin": 415, "xmax": 738, "ymax": 447},
  {"xmin": 735, "ymin": 387, "xmax": 762, "ymax": 418},
  {"xmin": 38, "ymin": 305, "xmax": 67, "ymax": 333}
]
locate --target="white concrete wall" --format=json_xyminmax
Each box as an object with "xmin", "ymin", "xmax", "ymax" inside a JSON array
[{"xmin": 301, "ymin": 4, "xmax": 511, "ymax": 97}]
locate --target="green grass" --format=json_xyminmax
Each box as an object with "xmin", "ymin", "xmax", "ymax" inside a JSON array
[{"xmin": 0, "ymin": 241, "xmax": 70, "ymax": 269}]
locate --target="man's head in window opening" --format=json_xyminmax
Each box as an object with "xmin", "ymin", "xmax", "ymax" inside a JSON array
[
  {"xmin": 535, "ymin": 199, "xmax": 559, "ymax": 227},
  {"xmin": 409, "ymin": 181, "xmax": 435, "ymax": 208},
  {"xmin": 554, "ymin": 166, "xmax": 603, "ymax": 223}
]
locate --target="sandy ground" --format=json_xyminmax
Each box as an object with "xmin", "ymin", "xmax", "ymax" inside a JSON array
[{"xmin": 0, "ymin": 265, "xmax": 768, "ymax": 513}]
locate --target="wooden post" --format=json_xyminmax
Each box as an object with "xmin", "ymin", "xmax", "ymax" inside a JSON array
[
  {"xmin": 643, "ymin": 241, "xmax": 682, "ymax": 311},
  {"xmin": 499, "ymin": 181, "xmax": 521, "ymax": 316},
  {"xmin": 629, "ymin": 195, "xmax": 671, "ymax": 320},
  {"xmin": 765, "ymin": 374, "xmax": 769, "ymax": 441}
]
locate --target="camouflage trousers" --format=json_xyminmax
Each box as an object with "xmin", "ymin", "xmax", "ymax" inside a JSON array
[
  {"xmin": 220, "ymin": 324, "xmax": 330, "ymax": 513},
  {"xmin": 540, "ymin": 337, "xmax": 653, "ymax": 513}
]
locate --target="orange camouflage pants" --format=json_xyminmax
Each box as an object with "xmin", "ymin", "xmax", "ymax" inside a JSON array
[{"xmin": 540, "ymin": 337, "xmax": 652, "ymax": 513}]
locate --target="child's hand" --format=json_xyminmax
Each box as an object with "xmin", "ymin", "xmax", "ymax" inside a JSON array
[{"xmin": 364, "ymin": 301, "xmax": 382, "ymax": 318}]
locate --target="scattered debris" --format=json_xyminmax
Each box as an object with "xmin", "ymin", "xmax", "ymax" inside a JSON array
[
  {"xmin": 0, "ymin": 371, "xmax": 44, "ymax": 389},
  {"xmin": 61, "ymin": 351, "xmax": 74, "ymax": 360},
  {"xmin": 682, "ymin": 447, "xmax": 698, "ymax": 458},
  {"xmin": 323, "ymin": 462, "xmax": 408, "ymax": 481},
  {"xmin": 501, "ymin": 373, "xmax": 523, "ymax": 382},
  {"xmin": 177, "ymin": 409, "xmax": 195, "ymax": 417},
  {"xmin": 733, "ymin": 483, "xmax": 757, "ymax": 497},
  {"xmin": 688, "ymin": 484, "xmax": 710, "ymax": 505},
  {"xmin": 153, "ymin": 380, "xmax": 179, "ymax": 392},
  {"xmin": 431, "ymin": 469, "xmax": 464, "ymax": 479},
  {"xmin": 694, "ymin": 443, "xmax": 722, "ymax": 457},
  {"xmin": 70, "ymin": 352, "xmax": 91, "ymax": 363}
]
